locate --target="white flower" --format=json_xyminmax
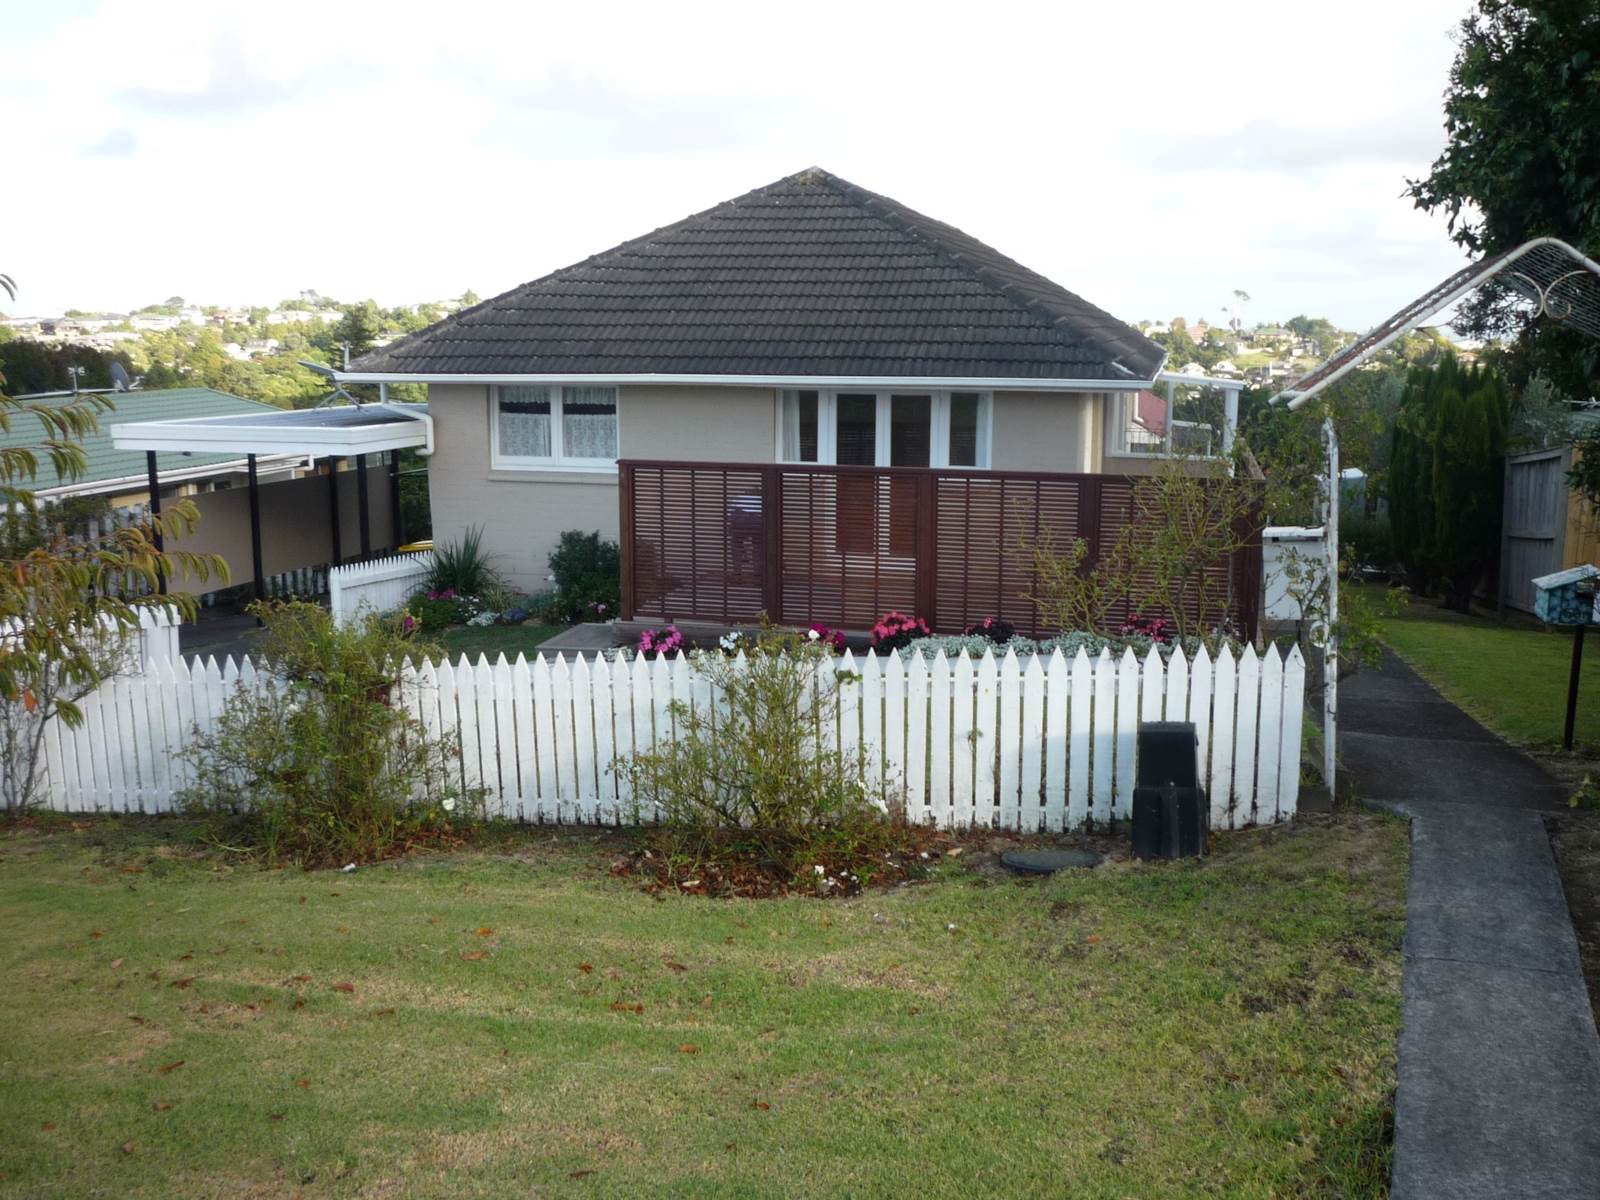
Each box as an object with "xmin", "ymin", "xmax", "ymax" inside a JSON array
[
  {"xmin": 807, "ymin": 629, "xmax": 820, "ymax": 641},
  {"xmin": 814, "ymin": 864, "xmax": 825, "ymax": 875},
  {"xmin": 442, "ymin": 797, "xmax": 456, "ymax": 813}
]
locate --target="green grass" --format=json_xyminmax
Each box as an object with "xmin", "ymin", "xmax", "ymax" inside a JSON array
[
  {"xmin": 435, "ymin": 622, "xmax": 565, "ymax": 662},
  {"xmin": 1369, "ymin": 585, "xmax": 1600, "ymax": 750},
  {"xmin": 0, "ymin": 813, "xmax": 1406, "ymax": 1198}
]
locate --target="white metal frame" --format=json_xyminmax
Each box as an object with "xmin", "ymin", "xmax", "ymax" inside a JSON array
[
  {"xmin": 489, "ymin": 384, "xmax": 621, "ymax": 473},
  {"xmin": 774, "ymin": 388, "xmax": 993, "ymax": 469}
]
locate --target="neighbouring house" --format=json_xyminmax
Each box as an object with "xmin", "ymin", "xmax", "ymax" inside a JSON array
[
  {"xmin": 4, "ymin": 386, "xmax": 304, "ymax": 508},
  {"xmin": 338, "ymin": 166, "xmax": 1252, "ymax": 634}
]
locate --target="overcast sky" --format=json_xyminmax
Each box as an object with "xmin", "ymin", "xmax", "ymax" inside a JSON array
[{"xmin": 3, "ymin": 0, "xmax": 1478, "ymax": 331}]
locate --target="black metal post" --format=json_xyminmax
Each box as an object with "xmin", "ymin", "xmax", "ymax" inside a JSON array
[
  {"xmin": 356, "ymin": 453, "xmax": 372, "ymax": 560},
  {"xmin": 388, "ymin": 449, "xmax": 403, "ymax": 549},
  {"xmin": 326, "ymin": 457, "xmax": 343, "ymax": 567},
  {"xmin": 1566, "ymin": 623, "xmax": 1586, "ymax": 751},
  {"xmin": 145, "ymin": 450, "xmax": 165, "ymax": 596},
  {"xmin": 247, "ymin": 453, "xmax": 265, "ymax": 609}
]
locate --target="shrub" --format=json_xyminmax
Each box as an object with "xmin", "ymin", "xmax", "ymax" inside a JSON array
[
  {"xmin": 407, "ymin": 589, "xmax": 461, "ymax": 632},
  {"xmin": 1118, "ymin": 614, "xmax": 1174, "ymax": 644},
  {"xmin": 870, "ymin": 611, "xmax": 931, "ymax": 651},
  {"xmin": 548, "ymin": 530, "xmax": 620, "ymax": 622},
  {"xmin": 962, "ymin": 616, "xmax": 1016, "ymax": 644},
  {"xmin": 806, "ymin": 623, "xmax": 846, "ymax": 652},
  {"xmin": 427, "ymin": 527, "xmax": 505, "ymax": 598},
  {"xmin": 180, "ymin": 601, "xmax": 482, "ymax": 866},
  {"xmin": 638, "ymin": 624, "xmax": 685, "ymax": 657},
  {"xmin": 1341, "ymin": 511, "xmax": 1396, "ymax": 573},
  {"xmin": 620, "ymin": 626, "xmax": 905, "ymax": 891}
]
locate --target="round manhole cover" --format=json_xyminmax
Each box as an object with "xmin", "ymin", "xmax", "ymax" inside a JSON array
[{"xmin": 1000, "ymin": 848, "xmax": 1104, "ymax": 875}]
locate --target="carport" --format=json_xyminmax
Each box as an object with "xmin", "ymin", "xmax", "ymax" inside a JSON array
[{"xmin": 109, "ymin": 402, "xmax": 432, "ymax": 600}]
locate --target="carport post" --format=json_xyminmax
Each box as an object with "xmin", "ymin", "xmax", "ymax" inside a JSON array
[
  {"xmin": 388, "ymin": 449, "xmax": 403, "ymax": 549},
  {"xmin": 356, "ymin": 453, "xmax": 372, "ymax": 560},
  {"xmin": 326, "ymin": 458, "xmax": 342, "ymax": 567},
  {"xmin": 145, "ymin": 450, "xmax": 165, "ymax": 595},
  {"xmin": 247, "ymin": 453, "xmax": 265, "ymax": 606}
]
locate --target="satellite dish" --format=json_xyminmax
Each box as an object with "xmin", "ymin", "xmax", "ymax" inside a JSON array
[{"xmin": 109, "ymin": 362, "xmax": 132, "ymax": 392}]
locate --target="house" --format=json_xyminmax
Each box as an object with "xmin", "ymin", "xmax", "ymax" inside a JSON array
[
  {"xmin": 4, "ymin": 387, "xmax": 304, "ymax": 508},
  {"xmin": 339, "ymin": 167, "xmax": 1251, "ymax": 633}
]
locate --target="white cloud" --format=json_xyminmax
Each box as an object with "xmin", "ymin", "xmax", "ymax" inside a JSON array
[{"xmin": 1, "ymin": 0, "xmax": 1476, "ymax": 331}]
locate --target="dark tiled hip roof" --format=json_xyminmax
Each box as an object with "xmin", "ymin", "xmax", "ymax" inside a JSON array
[{"xmin": 350, "ymin": 167, "xmax": 1165, "ymax": 383}]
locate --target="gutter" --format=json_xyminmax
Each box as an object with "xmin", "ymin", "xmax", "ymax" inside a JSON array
[{"xmin": 331, "ymin": 370, "xmax": 1164, "ymax": 392}]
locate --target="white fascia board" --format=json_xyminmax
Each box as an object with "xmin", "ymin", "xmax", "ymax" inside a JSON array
[
  {"xmin": 109, "ymin": 419, "xmax": 429, "ymax": 457},
  {"xmin": 332, "ymin": 370, "xmax": 1159, "ymax": 392}
]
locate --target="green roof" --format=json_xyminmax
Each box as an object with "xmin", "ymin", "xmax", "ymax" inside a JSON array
[{"xmin": 3, "ymin": 387, "xmax": 281, "ymax": 490}]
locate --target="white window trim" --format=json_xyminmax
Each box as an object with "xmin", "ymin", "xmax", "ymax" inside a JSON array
[
  {"xmin": 774, "ymin": 388, "xmax": 992, "ymax": 468},
  {"xmin": 490, "ymin": 384, "xmax": 621, "ymax": 472}
]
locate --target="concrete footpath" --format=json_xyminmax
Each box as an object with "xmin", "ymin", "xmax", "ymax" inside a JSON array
[{"xmin": 1339, "ymin": 649, "xmax": 1600, "ymax": 1199}]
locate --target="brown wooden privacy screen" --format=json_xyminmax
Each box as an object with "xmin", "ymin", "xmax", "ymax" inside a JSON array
[{"xmin": 618, "ymin": 461, "xmax": 1263, "ymax": 639}]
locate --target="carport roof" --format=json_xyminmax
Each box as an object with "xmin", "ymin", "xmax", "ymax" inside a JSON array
[{"xmin": 110, "ymin": 402, "xmax": 431, "ymax": 458}]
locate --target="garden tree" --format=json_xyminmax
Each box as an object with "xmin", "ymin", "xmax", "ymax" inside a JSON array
[
  {"xmin": 1387, "ymin": 355, "xmax": 1509, "ymax": 609},
  {"xmin": 1406, "ymin": 0, "xmax": 1600, "ymax": 399},
  {"xmin": 0, "ymin": 368, "xmax": 228, "ymax": 812}
]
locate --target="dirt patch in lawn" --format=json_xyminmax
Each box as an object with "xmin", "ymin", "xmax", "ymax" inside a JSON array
[{"xmin": 1549, "ymin": 809, "xmax": 1600, "ymax": 1027}]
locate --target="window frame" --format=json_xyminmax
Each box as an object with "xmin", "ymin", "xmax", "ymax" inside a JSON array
[
  {"xmin": 774, "ymin": 388, "xmax": 992, "ymax": 469},
  {"xmin": 490, "ymin": 383, "xmax": 621, "ymax": 472}
]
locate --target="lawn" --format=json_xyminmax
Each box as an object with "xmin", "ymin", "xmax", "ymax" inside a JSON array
[
  {"xmin": 0, "ymin": 813, "xmax": 1406, "ymax": 1198},
  {"xmin": 436, "ymin": 621, "xmax": 565, "ymax": 661},
  {"xmin": 1367, "ymin": 585, "xmax": 1600, "ymax": 750}
]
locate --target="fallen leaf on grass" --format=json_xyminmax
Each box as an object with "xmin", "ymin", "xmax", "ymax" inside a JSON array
[
  {"xmin": 678, "ymin": 1043, "xmax": 699, "ymax": 1054},
  {"xmin": 268, "ymin": 1113, "xmax": 284, "ymax": 1122},
  {"xmin": 171, "ymin": 977, "xmax": 196, "ymax": 990},
  {"xmin": 568, "ymin": 1169, "xmax": 595, "ymax": 1180},
  {"xmin": 151, "ymin": 1100, "xmax": 172, "ymax": 1112},
  {"xmin": 177, "ymin": 953, "xmax": 192, "ymax": 961},
  {"xmin": 475, "ymin": 927, "xmax": 493, "ymax": 937},
  {"xmin": 40, "ymin": 1122, "xmax": 56, "ymax": 1132},
  {"xmin": 372, "ymin": 1007, "xmax": 395, "ymax": 1017},
  {"xmin": 88, "ymin": 930, "xmax": 103, "ymax": 940},
  {"xmin": 751, "ymin": 1100, "xmax": 770, "ymax": 1111},
  {"xmin": 121, "ymin": 865, "xmax": 144, "ymax": 874},
  {"xmin": 120, "ymin": 1141, "xmax": 136, "ymax": 1155},
  {"xmin": 127, "ymin": 1015, "xmax": 147, "ymax": 1025},
  {"xmin": 609, "ymin": 1001, "xmax": 644, "ymax": 1014},
  {"xmin": 664, "ymin": 961, "xmax": 688, "ymax": 973},
  {"xmin": 289, "ymin": 975, "xmax": 311, "ymax": 983},
  {"xmin": 295, "ymin": 1078, "xmax": 310, "ymax": 1089},
  {"xmin": 157, "ymin": 1061, "xmax": 184, "ymax": 1074},
  {"xmin": 330, "ymin": 982, "xmax": 355, "ymax": 994},
  {"xmin": 292, "ymin": 997, "xmax": 305, "ymax": 1010},
  {"xmin": 577, "ymin": 962, "xmax": 593, "ymax": 974},
  {"xmin": 109, "ymin": 959, "xmax": 123, "ymax": 969},
  {"xmin": 461, "ymin": 950, "xmax": 488, "ymax": 962}
]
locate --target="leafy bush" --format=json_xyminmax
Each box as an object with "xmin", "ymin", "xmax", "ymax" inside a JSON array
[
  {"xmin": 870, "ymin": 611, "xmax": 931, "ymax": 651},
  {"xmin": 180, "ymin": 601, "xmax": 483, "ymax": 866},
  {"xmin": 1341, "ymin": 511, "xmax": 1396, "ymax": 573},
  {"xmin": 548, "ymin": 530, "xmax": 620, "ymax": 622},
  {"xmin": 427, "ymin": 527, "xmax": 505, "ymax": 598},
  {"xmin": 407, "ymin": 589, "xmax": 462, "ymax": 632},
  {"xmin": 962, "ymin": 616, "xmax": 1016, "ymax": 644},
  {"xmin": 620, "ymin": 626, "xmax": 907, "ymax": 892},
  {"xmin": 638, "ymin": 624, "xmax": 684, "ymax": 657},
  {"xmin": 1119, "ymin": 614, "xmax": 1174, "ymax": 644}
]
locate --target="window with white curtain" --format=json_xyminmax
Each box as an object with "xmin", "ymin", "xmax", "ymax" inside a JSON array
[{"xmin": 493, "ymin": 385, "xmax": 618, "ymax": 468}]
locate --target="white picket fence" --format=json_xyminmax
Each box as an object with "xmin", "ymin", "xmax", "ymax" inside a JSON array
[
  {"xmin": 329, "ymin": 552, "xmax": 432, "ymax": 626},
  {"xmin": 29, "ymin": 642, "xmax": 1305, "ymax": 831}
]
